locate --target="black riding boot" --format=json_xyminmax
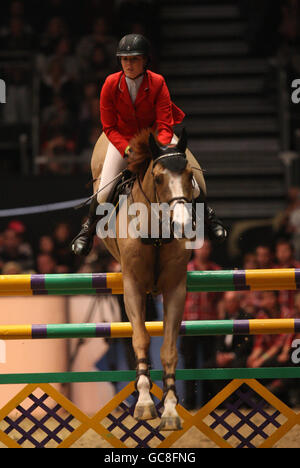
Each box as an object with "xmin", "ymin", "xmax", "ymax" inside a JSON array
[
  {"xmin": 205, "ymin": 204, "xmax": 228, "ymax": 243},
  {"xmin": 71, "ymin": 198, "xmax": 99, "ymax": 256},
  {"xmin": 195, "ymin": 194, "xmax": 228, "ymax": 243}
]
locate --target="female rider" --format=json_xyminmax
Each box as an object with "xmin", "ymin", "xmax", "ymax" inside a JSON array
[{"xmin": 72, "ymin": 34, "xmax": 227, "ymax": 256}]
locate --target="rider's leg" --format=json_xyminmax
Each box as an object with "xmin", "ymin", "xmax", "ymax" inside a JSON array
[
  {"xmin": 96, "ymin": 142, "xmax": 128, "ymax": 204},
  {"xmin": 72, "ymin": 141, "xmax": 128, "ymax": 256},
  {"xmin": 71, "ymin": 197, "xmax": 99, "ymax": 256},
  {"xmin": 195, "ymin": 190, "xmax": 228, "ymax": 243}
]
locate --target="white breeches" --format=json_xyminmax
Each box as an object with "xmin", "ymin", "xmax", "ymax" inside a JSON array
[{"xmin": 97, "ymin": 142, "xmax": 128, "ymax": 204}]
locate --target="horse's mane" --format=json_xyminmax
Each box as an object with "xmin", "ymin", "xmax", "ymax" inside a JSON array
[{"xmin": 127, "ymin": 128, "xmax": 157, "ymax": 176}]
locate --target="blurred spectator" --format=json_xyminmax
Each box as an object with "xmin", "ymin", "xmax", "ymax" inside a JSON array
[
  {"xmin": 39, "ymin": 57, "xmax": 78, "ymax": 111},
  {"xmin": 38, "ymin": 235, "xmax": 55, "ymax": 256},
  {"xmin": 42, "ymin": 134, "xmax": 76, "ymax": 174},
  {"xmin": 247, "ymin": 291, "xmax": 291, "ymax": 369},
  {"xmin": 180, "ymin": 240, "xmax": 223, "ymax": 408},
  {"xmin": 2, "ymin": 261, "xmax": 23, "ymax": 275},
  {"xmin": 276, "ymin": 187, "xmax": 300, "ymax": 234},
  {"xmin": 289, "ymin": 204, "xmax": 300, "ymax": 261},
  {"xmin": 36, "ymin": 253, "xmax": 57, "ymax": 274},
  {"xmin": 243, "ymin": 252, "xmax": 258, "ymax": 269},
  {"xmin": 79, "ymin": 0, "xmax": 115, "ymax": 34},
  {"xmin": 82, "ymin": 44, "xmax": 112, "ymax": 83},
  {"xmin": 1, "ymin": 16, "xmax": 35, "ymax": 51},
  {"xmin": 284, "ymin": 292, "xmax": 300, "ymax": 405},
  {"xmin": 41, "ymin": 95, "xmax": 75, "ymax": 143},
  {"xmin": 0, "ymin": 1, "xmax": 33, "ymax": 36},
  {"xmin": 56, "ymin": 264, "xmax": 70, "ymax": 273},
  {"xmin": 37, "ymin": 36, "xmax": 80, "ymax": 81},
  {"xmin": 35, "ymin": 0, "xmax": 75, "ymax": 34},
  {"xmin": 183, "ymin": 240, "xmax": 222, "ymax": 321},
  {"xmin": 295, "ymin": 291, "xmax": 300, "ymax": 317},
  {"xmin": 76, "ymin": 16, "xmax": 118, "ymax": 70},
  {"xmin": 243, "ymin": 245, "xmax": 277, "ymax": 312},
  {"xmin": 274, "ymin": 239, "xmax": 300, "ymax": 315},
  {"xmin": 9, "ymin": 0, "xmax": 26, "ymax": 19},
  {"xmin": 76, "ymin": 263, "xmax": 95, "ymax": 273},
  {"xmin": 39, "ymin": 16, "xmax": 69, "ymax": 55},
  {"xmin": 78, "ymin": 81, "xmax": 99, "ymax": 121},
  {"xmin": 208, "ymin": 292, "xmax": 254, "ymax": 368},
  {"xmin": 275, "ymin": 238, "xmax": 300, "ymax": 268},
  {"xmin": 239, "ymin": 252, "xmax": 260, "ymax": 316},
  {"xmin": 0, "ymin": 228, "xmax": 34, "ymax": 271},
  {"xmin": 246, "ymin": 289, "xmax": 293, "ymax": 398},
  {"xmin": 0, "ymin": 233, "xmax": 4, "ymax": 252},
  {"xmin": 7, "ymin": 219, "xmax": 26, "ymax": 235},
  {"xmin": 77, "ymin": 97, "xmax": 102, "ymax": 153},
  {"xmin": 2, "ymin": 66, "xmax": 32, "ymax": 124},
  {"xmin": 52, "ymin": 222, "xmax": 74, "ymax": 271},
  {"xmin": 78, "ymin": 126, "xmax": 101, "ymax": 170},
  {"xmin": 255, "ymin": 244, "xmax": 275, "ymax": 269}
]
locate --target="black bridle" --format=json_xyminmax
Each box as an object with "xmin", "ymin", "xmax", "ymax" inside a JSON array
[{"xmin": 147, "ymin": 151, "xmax": 193, "ymax": 207}]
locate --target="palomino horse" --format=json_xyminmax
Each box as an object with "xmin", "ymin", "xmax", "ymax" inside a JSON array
[{"xmin": 91, "ymin": 129, "xmax": 198, "ymax": 431}]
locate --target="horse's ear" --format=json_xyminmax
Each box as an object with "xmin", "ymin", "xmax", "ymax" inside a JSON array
[
  {"xmin": 176, "ymin": 128, "xmax": 187, "ymax": 155},
  {"xmin": 149, "ymin": 133, "xmax": 160, "ymax": 160}
]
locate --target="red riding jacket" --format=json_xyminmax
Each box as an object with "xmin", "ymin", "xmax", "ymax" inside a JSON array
[{"xmin": 100, "ymin": 70, "xmax": 185, "ymax": 156}]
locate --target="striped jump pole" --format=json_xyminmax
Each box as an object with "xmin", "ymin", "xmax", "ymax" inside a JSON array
[
  {"xmin": 0, "ymin": 319, "xmax": 299, "ymax": 340},
  {"xmin": 0, "ymin": 268, "xmax": 300, "ymax": 296}
]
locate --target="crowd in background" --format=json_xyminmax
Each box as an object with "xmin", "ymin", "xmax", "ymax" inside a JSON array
[
  {"xmin": 0, "ymin": 0, "xmax": 160, "ymax": 173},
  {"xmin": 181, "ymin": 236, "xmax": 300, "ymax": 407}
]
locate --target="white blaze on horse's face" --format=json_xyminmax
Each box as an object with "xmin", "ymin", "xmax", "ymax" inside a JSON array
[{"xmin": 162, "ymin": 168, "xmax": 191, "ymax": 238}]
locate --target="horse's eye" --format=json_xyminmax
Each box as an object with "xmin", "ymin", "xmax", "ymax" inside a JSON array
[
  {"xmin": 188, "ymin": 172, "xmax": 193, "ymax": 181},
  {"xmin": 154, "ymin": 174, "xmax": 163, "ymax": 185}
]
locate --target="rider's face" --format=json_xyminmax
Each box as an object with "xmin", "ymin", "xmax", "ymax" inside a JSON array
[{"xmin": 121, "ymin": 55, "xmax": 146, "ymax": 79}]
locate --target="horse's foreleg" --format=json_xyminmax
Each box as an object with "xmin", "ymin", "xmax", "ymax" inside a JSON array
[
  {"xmin": 123, "ymin": 277, "xmax": 157, "ymax": 420},
  {"xmin": 160, "ymin": 279, "xmax": 186, "ymax": 431}
]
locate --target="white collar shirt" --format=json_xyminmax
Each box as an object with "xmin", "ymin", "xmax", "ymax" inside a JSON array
[{"xmin": 125, "ymin": 75, "xmax": 144, "ymax": 104}]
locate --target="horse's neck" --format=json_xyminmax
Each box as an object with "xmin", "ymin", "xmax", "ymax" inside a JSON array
[{"xmin": 134, "ymin": 161, "xmax": 156, "ymax": 204}]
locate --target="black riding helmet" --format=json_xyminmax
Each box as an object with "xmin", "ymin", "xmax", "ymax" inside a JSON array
[
  {"xmin": 116, "ymin": 34, "xmax": 151, "ymax": 69},
  {"xmin": 116, "ymin": 33, "xmax": 150, "ymax": 57}
]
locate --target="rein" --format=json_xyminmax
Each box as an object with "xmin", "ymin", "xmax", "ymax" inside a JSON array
[{"xmin": 74, "ymin": 170, "xmax": 134, "ymax": 210}]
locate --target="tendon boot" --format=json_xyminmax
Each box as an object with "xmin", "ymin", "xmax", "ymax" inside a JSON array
[
  {"xmin": 71, "ymin": 198, "xmax": 98, "ymax": 256},
  {"xmin": 194, "ymin": 194, "xmax": 228, "ymax": 244}
]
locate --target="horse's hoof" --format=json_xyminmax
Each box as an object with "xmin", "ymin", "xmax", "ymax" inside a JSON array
[
  {"xmin": 159, "ymin": 416, "xmax": 182, "ymax": 432},
  {"xmin": 134, "ymin": 402, "xmax": 158, "ymax": 420}
]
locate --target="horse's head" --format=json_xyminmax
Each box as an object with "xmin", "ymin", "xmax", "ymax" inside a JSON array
[{"xmin": 149, "ymin": 129, "xmax": 195, "ymax": 239}]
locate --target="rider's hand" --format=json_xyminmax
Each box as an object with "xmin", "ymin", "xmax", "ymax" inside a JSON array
[{"xmin": 124, "ymin": 145, "xmax": 133, "ymax": 159}]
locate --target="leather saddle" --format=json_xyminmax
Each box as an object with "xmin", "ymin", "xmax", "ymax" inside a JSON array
[{"xmin": 106, "ymin": 169, "xmax": 136, "ymax": 210}]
